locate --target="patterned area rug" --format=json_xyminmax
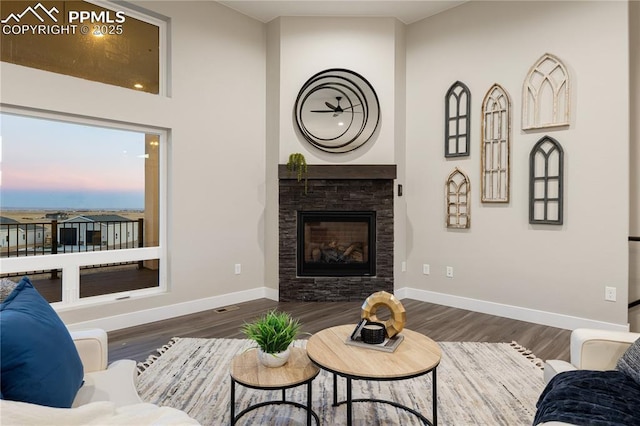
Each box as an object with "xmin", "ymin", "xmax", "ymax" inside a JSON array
[{"xmin": 137, "ymin": 338, "xmax": 544, "ymax": 425}]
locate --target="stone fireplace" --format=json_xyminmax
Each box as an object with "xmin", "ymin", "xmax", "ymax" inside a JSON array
[{"xmin": 278, "ymin": 165, "xmax": 396, "ymax": 301}]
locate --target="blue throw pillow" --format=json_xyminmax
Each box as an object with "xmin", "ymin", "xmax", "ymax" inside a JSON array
[{"xmin": 0, "ymin": 277, "xmax": 84, "ymax": 408}]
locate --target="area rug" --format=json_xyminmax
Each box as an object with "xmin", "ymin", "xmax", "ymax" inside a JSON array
[{"xmin": 137, "ymin": 338, "xmax": 545, "ymax": 425}]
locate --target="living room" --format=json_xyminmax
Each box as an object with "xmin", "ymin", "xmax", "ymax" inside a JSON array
[
  {"xmin": 1, "ymin": 0, "xmax": 638, "ymax": 356},
  {"xmin": 1, "ymin": 1, "xmax": 639, "ymax": 424}
]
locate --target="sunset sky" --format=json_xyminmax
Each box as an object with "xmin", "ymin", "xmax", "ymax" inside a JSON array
[{"xmin": 0, "ymin": 113, "xmax": 146, "ymax": 209}]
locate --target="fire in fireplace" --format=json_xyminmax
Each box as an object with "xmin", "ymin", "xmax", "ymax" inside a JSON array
[{"xmin": 297, "ymin": 211, "xmax": 376, "ymax": 277}]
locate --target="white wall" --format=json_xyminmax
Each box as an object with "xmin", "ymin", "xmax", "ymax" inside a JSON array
[
  {"xmin": 276, "ymin": 17, "xmax": 401, "ymax": 165},
  {"xmin": 265, "ymin": 18, "xmax": 282, "ymax": 291},
  {"xmin": 0, "ymin": 1, "xmax": 268, "ymax": 326},
  {"xmin": 394, "ymin": 20, "xmax": 408, "ymax": 288},
  {"xmin": 405, "ymin": 1, "xmax": 630, "ymax": 328}
]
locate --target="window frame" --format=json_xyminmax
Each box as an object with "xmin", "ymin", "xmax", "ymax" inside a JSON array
[
  {"xmin": 529, "ymin": 135, "xmax": 564, "ymax": 225},
  {"xmin": 444, "ymin": 81, "xmax": 471, "ymax": 158},
  {"xmin": 481, "ymin": 83, "xmax": 511, "ymax": 203},
  {"xmin": 89, "ymin": 0, "xmax": 169, "ymax": 96},
  {"xmin": 0, "ymin": 105, "xmax": 168, "ymax": 308},
  {"xmin": 446, "ymin": 167, "xmax": 471, "ymax": 229},
  {"xmin": 522, "ymin": 53, "xmax": 570, "ymax": 130},
  {"xmin": 1, "ymin": 0, "xmax": 168, "ymax": 96}
]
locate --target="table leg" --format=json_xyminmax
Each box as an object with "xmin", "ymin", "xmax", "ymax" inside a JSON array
[
  {"xmin": 230, "ymin": 377, "xmax": 236, "ymax": 426},
  {"xmin": 346, "ymin": 377, "xmax": 353, "ymax": 426},
  {"xmin": 307, "ymin": 380, "xmax": 313, "ymax": 426},
  {"xmin": 282, "ymin": 389, "xmax": 286, "ymax": 401},
  {"xmin": 332, "ymin": 373, "xmax": 338, "ymax": 406},
  {"xmin": 432, "ymin": 367, "xmax": 438, "ymax": 426}
]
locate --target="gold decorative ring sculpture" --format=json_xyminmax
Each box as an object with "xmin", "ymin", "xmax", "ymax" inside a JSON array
[{"xmin": 360, "ymin": 291, "xmax": 406, "ymax": 338}]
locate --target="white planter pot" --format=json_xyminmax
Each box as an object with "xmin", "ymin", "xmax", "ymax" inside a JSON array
[{"xmin": 257, "ymin": 347, "xmax": 290, "ymax": 368}]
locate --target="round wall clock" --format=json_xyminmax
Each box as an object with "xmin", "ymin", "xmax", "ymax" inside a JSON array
[{"xmin": 294, "ymin": 68, "xmax": 380, "ymax": 153}]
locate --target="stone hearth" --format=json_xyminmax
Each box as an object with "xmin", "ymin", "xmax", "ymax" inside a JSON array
[{"xmin": 278, "ymin": 165, "xmax": 395, "ymax": 301}]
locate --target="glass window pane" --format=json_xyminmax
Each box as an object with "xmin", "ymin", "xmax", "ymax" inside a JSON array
[
  {"xmin": 79, "ymin": 261, "xmax": 159, "ymax": 298},
  {"xmin": 0, "ymin": 113, "xmax": 159, "ymax": 252},
  {"xmin": 0, "ymin": 1, "xmax": 160, "ymax": 94},
  {"xmin": 0, "ymin": 271, "xmax": 62, "ymax": 303}
]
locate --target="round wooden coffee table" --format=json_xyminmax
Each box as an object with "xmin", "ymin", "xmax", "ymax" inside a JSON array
[
  {"xmin": 306, "ymin": 325, "xmax": 442, "ymax": 425},
  {"xmin": 230, "ymin": 347, "xmax": 320, "ymax": 425}
]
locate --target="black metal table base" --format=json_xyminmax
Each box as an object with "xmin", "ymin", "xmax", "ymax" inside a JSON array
[
  {"xmin": 331, "ymin": 370, "xmax": 437, "ymax": 426},
  {"xmin": 230, "ymin": 378, "xmax": 319, "ymax": 426}
]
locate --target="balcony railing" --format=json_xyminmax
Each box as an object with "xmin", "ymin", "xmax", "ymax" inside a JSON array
[
  {"xmin": 0, "ymin": 218, "xmax": 145, "ymax": 279},
  {"xmin": 1, "ymin": 218, "xmax": 144, "ymax": 257}
]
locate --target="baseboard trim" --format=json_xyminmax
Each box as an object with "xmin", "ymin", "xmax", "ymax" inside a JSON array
[
  {"xmin": 67, "ymin": 287, "xmax": 279, "ymax": 332},
  {"xmin": 396, "ymin": 287, "xmax": 629, "ymax": 332},
  {"xmin": 67, "ymin": 286, "xmax": 629, "ymax": 333}
]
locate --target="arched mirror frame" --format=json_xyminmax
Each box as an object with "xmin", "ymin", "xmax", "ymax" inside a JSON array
[
  {"xmin": 529, "ymin": 136, "xmax": 564, "ymax": 225},
  {"xmin": 446, "ymin": 167, "xmax": 471, "ymax": 229},
  {"xmin": 445, "ymin": 81, "xmax": 471, "ymax": 157},
  {"xmin": 522, "ymin": 53, "xmax": 570, "ymax": 130},
  {"xmin": 481, "ymin": 83, "xmax": 511, "ymax": 203}
]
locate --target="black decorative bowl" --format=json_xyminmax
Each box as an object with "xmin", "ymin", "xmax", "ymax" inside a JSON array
[{"xmin": 361, "ymin": 322, "xmax": 386, "ymax": 344}]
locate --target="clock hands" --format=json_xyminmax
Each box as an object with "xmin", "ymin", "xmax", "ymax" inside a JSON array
[{"xmin": 311, "ymin": 96, "xmax": 362, "ymax": 117}]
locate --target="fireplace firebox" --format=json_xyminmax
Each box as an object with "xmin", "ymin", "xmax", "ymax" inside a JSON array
[{"xmin": 297, "ymin": 211, "xmax": 376, "ymax": 277}]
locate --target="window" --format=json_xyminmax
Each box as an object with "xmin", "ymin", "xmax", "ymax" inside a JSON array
[
  {"xmin": 0, "ymin": 110, "xmax": 165, "ymax": 304},
  {"xmin": 522, "ymin": 53, "xmax": 570, "ymax": 130},
  {"xmin": 86, "ymin": 230, "xmax": 101, "ymax": 245},
  {"xmin": 0, "ymin": 1, "xmax": 165, "ymax": 94},
  {"xmin": 481, "ymin": 84, "xmax": 511, "ymax": 203},
  {"xmin": 529, "ymin": 136, "xmax": 564, "ymax": 225},
  {"xmin": 446, "ymin": 167, "xmax": 471, "ymax": 229},
  {"xmin": 445, "ymin": 81, "xmax": 471, "ymax": 157}
]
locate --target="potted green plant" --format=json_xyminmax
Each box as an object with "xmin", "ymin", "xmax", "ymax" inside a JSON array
[
  {"xmin": 241, "ymin": 309, "xmax": 302, "ymax": 367},
  {"xmin": 286, "ymin": 152, "xmax": 308, "ymax": 194}
]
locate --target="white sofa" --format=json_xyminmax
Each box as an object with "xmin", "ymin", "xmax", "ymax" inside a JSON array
[
  {"xmin": 1, "ymin": 328, "xmax": 200, "ymax": 425},
  {"xmin": 543, "ymin": 328, "xmax": 640, "ymax": 383},
  {"xmin": 69, "ymin": 328, "xmax": 144, "ymax": 408},
  {"xmin": 538, "ymin": 328, "xmax": 640, "ymax": 426}
]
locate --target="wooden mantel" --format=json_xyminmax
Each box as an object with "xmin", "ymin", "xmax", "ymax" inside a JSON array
[{"xmin": 278, "ymin": 164, "xmax": 396, "ymax": 180}]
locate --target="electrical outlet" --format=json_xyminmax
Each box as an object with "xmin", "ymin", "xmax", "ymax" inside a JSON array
[
  {"xmin": 401, "ymin": 261, "xmax": 407, "ymax": 272},
  {"xmin": 234, "ymin": 264, "xmax": 241, "ymax": 275},
  {"xmin": 423, "ymin": 264, "xmax": 430, "ymax": 275},
  {"xmin": 446, "ymin": 266, "xmax": 454, "ymax": 278},
  {"xmin": 605, "ymin": 286, "xmax": 616, "ymax": 302}
]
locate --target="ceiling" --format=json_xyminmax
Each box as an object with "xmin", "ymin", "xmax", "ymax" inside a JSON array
[{"xmin": 216, "ymin": 1, "xmax": 467, "ymax": 25}]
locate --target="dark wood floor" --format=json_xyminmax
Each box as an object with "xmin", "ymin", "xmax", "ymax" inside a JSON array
[{"xmin": 108, "ymin": 298, "xmax": 571, "ymax": 364}]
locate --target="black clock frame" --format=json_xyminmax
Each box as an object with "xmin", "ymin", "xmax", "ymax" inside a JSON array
[{"xmin": 294, "ymin": 68, "xmax": 380, "ymax": 153}]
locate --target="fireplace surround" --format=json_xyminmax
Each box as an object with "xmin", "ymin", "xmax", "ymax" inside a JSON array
[{"xmin": 278, "ymin": 164, "xmax": 396, "ymax": 301}]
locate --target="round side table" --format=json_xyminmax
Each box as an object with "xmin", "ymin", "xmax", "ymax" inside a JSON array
[
  {"xmin": 306, "ymin": 325, "xmax": 441, "ymax": 425},
  {"xmin": 230, "ymin": 347, "xmax": 320, "ymax": 425}
]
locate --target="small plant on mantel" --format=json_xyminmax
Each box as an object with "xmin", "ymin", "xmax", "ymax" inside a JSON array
[
  {"xmin": 286, "ymin": 152, "xmax": 308, "ymax": 194},
  {"xmin": 241, "ymin": 309, "xmax": 302, "ymax": 367}
]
